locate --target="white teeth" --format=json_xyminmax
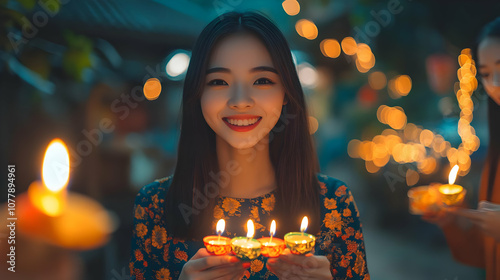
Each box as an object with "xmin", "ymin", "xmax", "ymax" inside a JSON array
[{"xmin": 226, "ymin": 117, "xmax": 260, "ymax": 126}]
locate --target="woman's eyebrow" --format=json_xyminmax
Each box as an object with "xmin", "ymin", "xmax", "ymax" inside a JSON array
[
  {"xmin": 250, "ymin": 66, "xmax": 278, "ymax": 74},
  {"xmin": 206, "ymin": 66, "xmax": 278, "ymax": 75}
]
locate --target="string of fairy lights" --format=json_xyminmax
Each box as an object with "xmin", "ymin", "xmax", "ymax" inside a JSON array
[{"xmin": 282, "ymin": 1, "xmax": 480, "ymax": 185}]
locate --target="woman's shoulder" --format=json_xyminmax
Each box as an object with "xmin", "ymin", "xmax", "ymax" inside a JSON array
[
  {"xmin": 315, "ymin": 173, "xmax": 350, "ymax": 198},
  {"xmin": 133, "ymin": 175, "xmax": 173, "ymax": 208}
]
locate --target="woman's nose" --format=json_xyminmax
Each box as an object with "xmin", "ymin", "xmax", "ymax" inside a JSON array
[
  {"xmin": 227, "ymin": 83, "xmax": 254, "ymax": 109},
  {"xmin": 492, "ymin": 70, "xmax": 500, "ymax": 87}
]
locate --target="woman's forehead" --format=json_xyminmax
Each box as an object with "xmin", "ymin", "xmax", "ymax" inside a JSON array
[{"xmin": 207, "ymin": 33, "xmax": 275, "ymax": 70}]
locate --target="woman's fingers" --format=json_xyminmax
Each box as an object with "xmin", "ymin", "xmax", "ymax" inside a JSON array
[
  {"xmin": 188, "ymin": 254, "xmax": 240, "ymax": 271},
  {"xmin": 190, "ymin": 248, "xmax": 211, "ymax": 260},
  {"xmin": 453, "ymin": 208, "xmax": 485, "ymax": 221},
  {"xmin": 209, "ymin": 262, "xmax": 248, "ymax": 280},
  {"xmin": 267, "ymin": 258, "xmax": 318, "ymax": 279}
]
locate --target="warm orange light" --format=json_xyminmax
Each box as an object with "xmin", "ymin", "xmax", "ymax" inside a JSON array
[
  {"xmin": 282, "ymin": 0, "xmax": 300, "ymax": 16},
  {"xmin": 406, "ymin": 169, "xmax": 419, "ymax": 186},
  {"xmin": 295, "ymin": 19, "xmax": 318, "ymax": 40},
  {"xmin": 42, "ymin": 139, "xmax": 70, "ymax": 192},
  {"xmin": 368, "ymin": 71, "xmax": 387, "ymax": 90},
  {"xmin": 270, "ymin": 220, "xmax": 276, "ymax": 237},
  {"xmin": 320, "ymin": 39, "xmax": 341, "ymax": 58},
  {"xmin": 395, "ymin": 75, "xmax": 412, "ymax": 96},
  {"xmin": 247, "ymin": 220, "xmax": 255, "ymax": 238},
  {"xmin": 341, "ymin": 37, "xmax": 357, "ymax": 55},
  {"xmin": 448, "ymin": 164, "xmax": 459, "ymax": 185},
  {"xmin": 348, "ymin": 139, "xmax": 361, "ymax": 158},
  {"xmin": 300, "ymin": 216, "xmax": 308, "ymax": 232},
  {"xmin": 216, "ymin": 219, "xmax": 225, "ymax": 235},
  {"xmin": 143, "ymin": 78, "xmax": 162, "ymax": 100},
  {"xmin": 356, "ymin": 43, "xmax": 372, "ymax": 63},
  {"xmin": 31, "ymin": 138, "xmax": 71, "ymax": 216}
]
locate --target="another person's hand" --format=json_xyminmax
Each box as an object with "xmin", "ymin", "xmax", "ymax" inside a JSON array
[
  {"xmin": 179, "ymin": 248, "xmax": 249, "ymax": 280},
  {"xmin": 455, "ymin": 201, "xmax": 500, "ymax": 242},
  {"xmin": 421, "ymin": 208, "xmax": 458, "ymax": 228},
  {"xmin": 266, "ymin": 248, "xmax": 332, "ymax": 279}
]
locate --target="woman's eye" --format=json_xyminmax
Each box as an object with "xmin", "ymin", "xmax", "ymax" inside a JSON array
[
  {"xmin": 254, "ymin": 78, "xmax": 274, "ymax": 85},
  {"xmin": 207, "ymin": 79, "xmax": 228, "ymax": 86},
  {"xmin": 479, "ymin": 72, "xmax": 490, "ymax": 78}
]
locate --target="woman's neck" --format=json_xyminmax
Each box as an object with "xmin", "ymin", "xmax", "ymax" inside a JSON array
[{"xmin": 215, "ymin": 135, "xmax": 277, "ymax": 198}]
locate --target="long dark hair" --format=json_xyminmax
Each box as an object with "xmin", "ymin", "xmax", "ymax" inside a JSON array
[
  {"xmin": 165, "ymin": 11, "xmax": 321, "ymax": 240},
  {"xmin": 473, "ymin": 17, "xmax": 500, "ymax": 200}
]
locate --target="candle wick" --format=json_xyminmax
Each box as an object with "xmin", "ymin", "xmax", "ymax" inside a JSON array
[
  {"xmin": 217, "ymin": 234, "xmax": 221, "ymax": 243},
  {"xmin": 269, "ymin": 235, "xmax": 273, "ymax": 244}
]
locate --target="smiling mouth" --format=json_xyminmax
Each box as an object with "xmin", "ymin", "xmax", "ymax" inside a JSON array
[{"xmin": 223, "ymin": 117, "xmax": 262, "ymax": 126}]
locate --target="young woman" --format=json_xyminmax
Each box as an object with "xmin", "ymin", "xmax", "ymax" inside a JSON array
[
  {"xmin": 129, "ymin": 11, "xmax": 369, "ymax": 280},
  {"xmin": 423, "ymin": 17, "xmax": 500, "ymax": 280}
]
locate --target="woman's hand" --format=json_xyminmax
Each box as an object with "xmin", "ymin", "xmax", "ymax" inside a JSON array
[
  {"xmin": 455, "ymin": 201, "xmax": 500, "ymax": 242},
  {"xmin": 179, "ymin": 248, "xmax": 249, "ymax": 280},
  {"xmin": 266, "ymin": 249, "xmax": 332, "ymax": 279}
]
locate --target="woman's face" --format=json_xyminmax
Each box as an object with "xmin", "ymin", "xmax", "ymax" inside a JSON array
[
  {"xmin": 201, "ymin": 33, "xmax": 287, "ymax": 150},
  {"xmin": 478, "ymin": 37, "xmax": 500, "ymax": 105}
]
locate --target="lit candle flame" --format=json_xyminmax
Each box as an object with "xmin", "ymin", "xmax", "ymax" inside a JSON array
[
  {"xmin": 448, "ymin": 165, "xmax": 459, "ymax": 185},
  {"xmin": 216, "ymin": 219, "xmax": 225, "ymax": 235},
  {"xmin": 300, "ymin": 216, "xmax": 308, "ymax": 233},
  {"xmin": 42, "ymin": 139, "xmax": 70, "ymax": 192},
  {"xmin": 270, "ymin": 220, "xmax": 276, "ymax": 237},
  {"xmin": 246, "ymin": 219, "xmax": 254, "ymax": 239}
]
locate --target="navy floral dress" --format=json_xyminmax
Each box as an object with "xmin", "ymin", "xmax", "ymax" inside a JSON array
[{"xmin": 129, "ymin": 173, "xmax": 370, "ymax": 279}]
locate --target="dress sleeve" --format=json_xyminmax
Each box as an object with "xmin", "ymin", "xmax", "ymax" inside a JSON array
[
  {"xmin": 317, "ymin": 180, "xmax": 370, "ymax": 280},
  {"xmin": 129, "ymin": 185, "xmax": 155, "ymax": 280}
]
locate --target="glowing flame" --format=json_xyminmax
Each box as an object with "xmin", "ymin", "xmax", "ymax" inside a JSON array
[
  {"xmin": 42, "ymin": 139, "xmax": 70, "ymax": 192},
  {"xmin": 246, "ymin": 220, "xmax": 254, "ymax": 239},
  {"xmin": 448, "ymin": 165, "xmax": 459, "ymax": 185},
  {"xmin": 216, "ymin": 219, "xmax": 225, "ymax": 235},
  {"xmin": 300, "ymin": 216, "xmax": 308, "ymax": 232},
  {"xmin": 270, "ymin": 220, "xmax": 276, "ymax": 237}
]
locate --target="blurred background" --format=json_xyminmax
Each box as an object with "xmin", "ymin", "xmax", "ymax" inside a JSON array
[{"xmin": 1, "ymin": 0, "xmax": 499, "ymax": 279}]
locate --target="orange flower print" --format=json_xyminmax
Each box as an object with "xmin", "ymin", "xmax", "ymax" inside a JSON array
[
  {"xmin": 152, "ymin": 194, "xmax": 159, "ymax": 208},
  {"xmin": 250, "ymin": 259, "xmax": 264, "ymax": 273},
  {"xmin": 345, "ymin": 227, "xmax": 355, "ymax": 238},
  {"xmin": 324, "ymin": 210, "xmax": 342, "ymax": 231},
  {"xmin": 155, "ymin": 268, "xmax": 171, "ymax": 280},
  {"xmin": 261, "ymin": 195, "xmax": 275, "ymax": 212},
  {"xmin": 339, "ymin": 255, "xmax": 350, "ymax": 268},
  {"xmin": 152, "ymin": 225, "xmax": 167, "ymax": 249},
  {"xmin": 250, "ymin": 206, "xmax": 260, "ymax": 221},
  {"xmin": 163, "ymin": 243, "xmax": 170, "ymax": 262},
  {"xmin": 135, "ymin": 205, "xmax": 146, "ymax": 219},
  {"xmin": 324, "ymin": 198, "xmax": 337, "ymax": 210},
  {"xmin": 136, "ymin": 223, "xmax": 148, "ymax": 238},
  {"xmin": 355, "ymin": 231, "xmax": 363, "ymax": 239},
  {"xmin": 145, "ymin": 238, "xmax": 151, "ymax": 253},
  {"xmin": 363, "ymin": 273, "xmax": 371, "ymax": 280},
  {"xmin": 134, "ymin": 249, "xmax": 144, "ymax": 261},
  {"xmin": 222, "ymin": 198, "xmax": 241, "ymax": 215},
  {"xmin": 346, "ymin": 240, "xmax": 358, "ymax": 253},
  {"xmin": 353, "ymin": 251, "xmax": 366, "ymax": 276},
  {"xmin": 335, "ymin": 185, "xmax": 347, "ymax": 197},
  {"xmin": 213, "ymin": 205, "xmax": 224, "ymax": 220},
  {"xmin": 174, "ymin": 248, "xmax": 188, "ymax": 262},
  {"xmin": 319, "ymin": 181, "xmax": 328, "ymax": 195},
  {"xmin": 343, "ymin": 208, "xmax": 352, "ymax": 217},
  {"xmin": 133, "ymin": 268, "xmax": 144, "ymax": 280}
]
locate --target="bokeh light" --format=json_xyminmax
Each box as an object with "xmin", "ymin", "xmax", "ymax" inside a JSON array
[{"xmin": 143, "ymin": 78, "xmax": 162, "ymax": 100}]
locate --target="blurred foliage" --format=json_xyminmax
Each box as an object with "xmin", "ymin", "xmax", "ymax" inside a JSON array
[
  {"xmin": 0, "ymin": 0, "xmax": 92, "ymax": 84},
  {"xmin": 62, "ymin": 30, "xmax": 93, "ymax": 82}
]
